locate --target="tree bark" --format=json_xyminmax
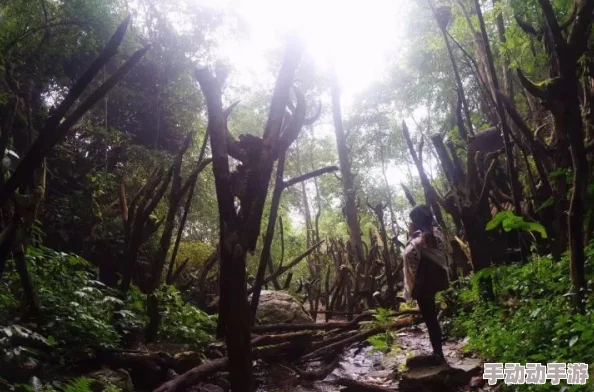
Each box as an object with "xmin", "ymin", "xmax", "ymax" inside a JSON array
[
  {"xmin": 331, "ymin": 70, "xmax": 366, "ymax": 304},
  {"xmin": 369, "ymin": 204, "xmax": 396, "ymax": 308},
  {"xmin": 473, "ymin": 0, "xmax": 524, "ymax": 215},
  {"xmin": 429, "ymin": 1, "xmax": 473, "ymax": 138}
]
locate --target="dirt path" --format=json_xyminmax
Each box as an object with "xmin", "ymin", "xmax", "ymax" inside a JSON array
[{"xmin": 256, "ymin": 324, "xmax": 492, "ymax": 392}]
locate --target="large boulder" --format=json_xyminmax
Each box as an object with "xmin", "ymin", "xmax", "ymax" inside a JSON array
[{"xmin": 251, "ymin": 290, "xmax": 313, "ymax": 325}]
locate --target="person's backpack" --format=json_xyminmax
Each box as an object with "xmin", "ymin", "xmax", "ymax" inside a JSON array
[{"xmin": 411, "ymin": 230, "xmax": 451, "ymax": 295}]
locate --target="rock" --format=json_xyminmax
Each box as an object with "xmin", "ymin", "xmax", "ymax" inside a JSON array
[
  {"xmin": 400, "ymin": 365, "xmax": 466, "ymax": 392},
  {"xmin": 174, "ymin": 351, "xmax": 205, "ymax": 373},
  {"xmin": 400, "ymin": 357, "xmax": 483, "ymax": 392},
  {"xmin": 250, "ymin": 290, "xmax": 313, "ymax": 325},
  {"xmin": 470, "ymin": 376, "xmax": 486, "ymax": 388},
  {"xmin": 451, "ymin": 358, "xmax": 482, "ymax": 376},
  {"xmin": 198, "ymin": 383, "xmax": 225, "ymax": 392},
  {"xmin": 89, "ymin": 368, "xmax": 134, "ymax": 392},
  {"xmin": 405, "ymin": 354, "xmax": 444, "ymax": 369}
]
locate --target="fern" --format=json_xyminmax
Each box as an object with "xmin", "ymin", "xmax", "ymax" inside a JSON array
[{"xmin": 62, "ymin": 377, "xmax": 95, "ymax": 392}]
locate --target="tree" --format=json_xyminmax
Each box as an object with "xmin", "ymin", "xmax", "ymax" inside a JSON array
[{"xmin": 195, "ymin": 36, "xmax": 320, "ymax": 390}]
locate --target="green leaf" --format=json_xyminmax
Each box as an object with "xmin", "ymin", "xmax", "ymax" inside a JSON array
[
  {"xmin": 502, "ymin": 215, "xmax": 524, "ymax": 232},
  {"xmin": 569, "ymin": 335, "xmax": 579, "ymax": 348},
  {"xmin": 523, "ymin": 222, "xmax": 548, "ymax": 239},
  {"xmin": 536, "ymin": 197, "xmax": 554, "ymax": 212},
  {"xmin": 486, "ymin": 211, "xmax": 513, "ymax": 230}
]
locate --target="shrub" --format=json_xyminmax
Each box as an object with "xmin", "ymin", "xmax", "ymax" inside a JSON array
[
  {"xmin": 445, "ymin": 244, "xmax": 594, "ymax": 391},
  {"xmin": 155, "ymin": 284, "xmax": 216, "ymax": 348}
]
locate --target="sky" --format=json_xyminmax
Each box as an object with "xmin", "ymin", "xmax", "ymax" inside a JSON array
[
  {"xmin": 180, "ymin": 0, "xmax": 429, "ymax": 230},
  {"xmin": 202, "ymin": 0, "xmax": 412, "ymax": 104}
]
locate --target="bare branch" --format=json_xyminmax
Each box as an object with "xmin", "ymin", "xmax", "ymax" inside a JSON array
[
  {"xmin": 515, "ymin": 15, "xmax": 540, "ymax": 37},
  {"xmin": 247, "ymin": 240, "xmax": 325, "ymax": 295},
  {"xmin": 45, "ymin": 16, "xmax": 131, "ymax": 133},
  {"xmin": 0, "ymin": 43, "xmax": 148, "ymax": 206},
  {"xmin": 479, "ymin": 158, "xmax": 497, "ymax": 205},
  {"xmin": 567, "ymin": 0, "xmax": 594, "ymax": 55},
  {"xmin": 278, "ymin": 88, "xmax": 307, "ymax": 152},
  {"xmin": 263, "ymin": 37, "xmax": 304, "ymax": 142},
  {"xmin": 282, "ymin": 166, "xmax": 339, "ymax": 189},
  {"xmin": 537, "ymin": 0, "xmax": 565, "ymax": 49},
  {"xmin": 195, "ymin": 67, "xmax": 236, "ymax": 222},
  {"xmin": 517, "ymin": 69, "xmax": 548, "ymax": 100},
  {"xmin": 304, "ymin": 101, "xmax": 322, "ymax": 126},
  {"xmin": 222, "ymin": 101, "xmax": 246, "ymax": 161}
]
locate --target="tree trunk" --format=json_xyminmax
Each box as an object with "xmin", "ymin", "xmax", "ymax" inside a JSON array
[
  {"xmin": 430, "ymin": 1, "xmax": 473, "ymax": 137},
  {"xmin": 370, "ymin": 205, "xmax": 396, "ymax": 308},
  {"xmin": 331, "ymin": 71, "xmax": 366, "ymax": 296},
  {"xmin": 219, "ymin": 229, "xmax": 253, "ymax": 390},
  {"xmin": 473, "ymin": 0, "xmax": 524, "ymax": 215},
  {"xmin": 250, "ymin": 153, "xmax": 287, "ymax": 324}
]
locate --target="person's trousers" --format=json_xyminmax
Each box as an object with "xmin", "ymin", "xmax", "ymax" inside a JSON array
[{"xmin": 416, "ymin": 293, "xmax": 444, "ymax": 357}]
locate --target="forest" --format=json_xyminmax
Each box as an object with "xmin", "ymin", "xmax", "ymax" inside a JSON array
[{"xmin": 0, "ymin": 0, "xmax": 593, "ymax": 391}]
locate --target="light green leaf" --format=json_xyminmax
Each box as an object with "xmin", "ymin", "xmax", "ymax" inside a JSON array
[{"xmin": 523, "ymin": 222, "xmax": 548, "ymax": 239}]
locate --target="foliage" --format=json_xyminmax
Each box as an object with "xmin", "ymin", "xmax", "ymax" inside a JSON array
[
  {"xmin": 445, "ymin": 243, "xmax": 594, "ymax": 391},
  {"xmin": 155, "ymin": 285, "xmax": 216, "ymax": 348},
  {"xmin": 172, "ymin": 241, "xmax": 214, "ymax": 271},
  {"xmin": 8, "ymin": 376, "xmax": 122, "ymax": 392},
  {"xmin": 0, "ymin": 247, "xmax": 216, "ymax": 364},
  {"xmin": 486, "ymin": 211, "xmax": 548, "ymax": 239},
  {"xmin": 361, "ymin": 308, "xmax": 398, "ymax": 354},
  {"xmin": 1, "ymin": 247, "xmax": 125, "ymax": 351}
]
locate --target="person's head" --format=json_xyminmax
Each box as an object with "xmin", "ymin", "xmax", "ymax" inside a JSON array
[{"xmin": 409, "ymin": 204, "xmax": 434, "ymax": 231}]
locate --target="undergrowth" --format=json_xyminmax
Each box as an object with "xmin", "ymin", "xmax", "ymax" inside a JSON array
[
  {"xmin": 0, "ymin": 246, "xmax": 216, "ymax": 389},
  {"xmin": 441, "ymin": 243, "xmax": 594, "ymax": 391}
]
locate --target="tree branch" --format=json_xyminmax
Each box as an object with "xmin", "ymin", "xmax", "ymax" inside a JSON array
[
  {"xmin": 0, "ymin": 42, "xmax": 148, "ymax": 206},
  {"xmin": 537, "ymin": 0, "xmax": 565, "ymax": 49},
  {"xmin": 247, "ymin": 240, "xmax": 325, "ymax": 295},
  {"xmin": 282, "ymin": 166, "xmax": 339, "ymax": 189},
  {"xmin": 517, "ymin": 69, "xmax": 548, "ymax": 100}
]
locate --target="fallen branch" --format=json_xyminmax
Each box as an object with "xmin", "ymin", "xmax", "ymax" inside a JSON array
[
  {"xmin": 291, "ymin": 356, "xmax": 341, "ymax": 380},
  {"xmin": 251, "ymin": 330, "xmax": 317, "ymax": 347},
  {"xmin": 309, "ymin": 330, "xmax": 359, "ymax": 351},
  {"xmin": 332, "ymin": 377, "xmax": 395, "ymax": 392},
  {"xmin": 252, "ymin": 311, "xmax": 372, "ymax": 333},
  {"xmin": 152, "ymin": 358, "xmax": 228, "ymax": 392},
  {"xmin": 300, "ymin": 316, "xmax": 416, "ymax": 362}
]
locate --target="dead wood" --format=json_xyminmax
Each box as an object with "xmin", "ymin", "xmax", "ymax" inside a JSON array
[
  {"xmin": 247, "ymin": 239, "xmax": 325, "ymax": 296},
  {"xmin": 152, "ymin": 358, "xmax": 229, "ymax": 392},
  {"xmin": 332, "ymin": 377, "xmax": 395, "ymax": 392},
  {"xmin": 309, "ymin": 330, "xmax": 359, "ymax": 351},
  {"xmin": 291, "ymin": 357, "xmax": 341, "ymax": 380},
  {"xmin": 300, "ymin": 315, "xmax": 416, "ymax": 362},
  {"xmin": 251, "ymin": 311, "xmax": 372, "ymax": 333},
  {"xmin": 251, "ymin": 331, "xmax": 317, "ymax": 347}
]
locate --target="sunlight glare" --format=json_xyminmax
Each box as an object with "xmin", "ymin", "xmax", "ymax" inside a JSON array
[{"xmin": 210, "ymin": 0, "xmax": 409, "ymax": 99}]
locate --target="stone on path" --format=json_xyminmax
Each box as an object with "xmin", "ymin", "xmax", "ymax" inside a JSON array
[
  {"xmin": 400, "ymin": 356, "xmax": 483, "ymax": 392},
  {"xmin": 250, "ymin": 290, "xmax": 314, "ymax": 325}
]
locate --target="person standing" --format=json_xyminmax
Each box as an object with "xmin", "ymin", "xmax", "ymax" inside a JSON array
[{"xmin": 403, "ymin": 205, "xmax": 452, "ymax": 359}]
